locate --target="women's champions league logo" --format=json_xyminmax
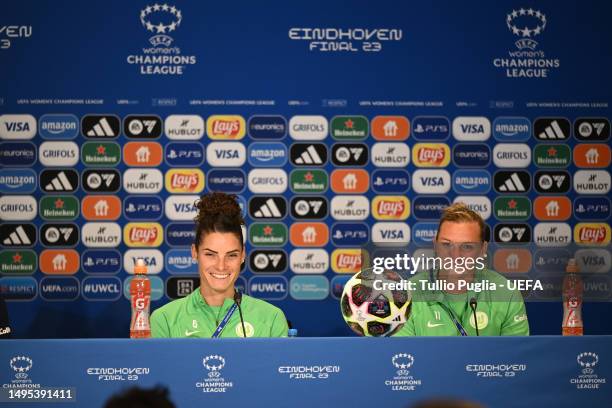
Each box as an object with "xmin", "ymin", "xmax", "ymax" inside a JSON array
[
  {"xmin": 140, "ymin": 3, "xmax": 182, "ymax": 47},
  {"xmin": 506, "ymin": 8, "xmax": 546, "ymax": 50}
]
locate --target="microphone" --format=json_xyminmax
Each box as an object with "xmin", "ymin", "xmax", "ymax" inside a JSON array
[
  {"xmin": 234, "ymin": 289, "xmax": 247, "ymax": 338},
  {"xmin": 469, "ymin": 297, "xmax": 479, "ymax": 336}
]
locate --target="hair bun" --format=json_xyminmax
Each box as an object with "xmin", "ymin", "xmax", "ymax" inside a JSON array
[{"xmin": 194, "ymin": 192, "xmax": 243, "ymax": 226}]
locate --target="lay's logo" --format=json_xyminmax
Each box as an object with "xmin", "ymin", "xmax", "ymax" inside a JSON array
[
  {"xmin": 372, "ymin": 196, "xmax": 410, "ymax": 220},
  {"xmin": 574, "ymin": 223, "xmax": 611, "ymax": 245},
  {"xmin": 165, "ymin": 169, "xmax": 204, "ymax": 194},
  {"xmin": 207, "ymin": 115, "xmax": 246, "ymax": 139},
  {"xmin": 331, "ymin": 249, "xmax": 363, "ymax": 274},
  {"xmin": 412, "ymin": 143, "xmax": 450, "ymax": 167},
  {"xmin": 124, "ymin": 223, "xmax": 163, "ymax": 247}
]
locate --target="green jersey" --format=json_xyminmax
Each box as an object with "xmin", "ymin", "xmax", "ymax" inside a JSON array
[
  {"xmin": 395, "ymin": 268, "xmax": 529, "ymax": 336},
  {"xmin": 151, "ymin": 290, "xmax": 288, "ymax": 338}
]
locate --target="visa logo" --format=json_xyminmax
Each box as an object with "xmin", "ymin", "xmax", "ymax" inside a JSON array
[
  {"xmin": 461, "ymin": 124, "xmax": 484, "ymax": 133},
  {"xmin": 420, "ymin": 177, "xmax": 445, "ymax": 186},
  {"xmin": 173, "ymin": 203, "xmax": 197, "ymax": 212},
  {"xmin": 215, "ymin": 149, "xmax": 240, "ymax": 159},
  {"xmin": 380, "ymin": 230, "xmax": 404, "ymax": 239},
  {"xmin": 129, "ymin": 256, "xmax": 157, "ymax": 267},
  {"xmin": 581, "ymin": 256, "xmax": 605, "ymax": 266},
  {"xmin": 4, "ymin": 122, "xmax": 30, "ymax": 132}
]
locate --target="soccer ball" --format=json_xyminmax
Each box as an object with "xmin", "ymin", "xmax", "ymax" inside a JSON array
[{"xmin": 340, "ymin": 268, "xmax": 412, "ymax": 336}]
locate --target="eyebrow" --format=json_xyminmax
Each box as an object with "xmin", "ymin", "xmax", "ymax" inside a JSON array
[{"xmin": 202, "ymin": 248, "xmax": 240, "ymax": 254}]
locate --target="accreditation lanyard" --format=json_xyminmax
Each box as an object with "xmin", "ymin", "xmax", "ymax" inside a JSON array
[
  {"xmin": 211, "ymin": 303, "xmax": 238, "ymax": 338},
  {"xmin": 436, "ymin": 301, "xmax": 469, "ymax": 337},
  {"xmin": 429, "ymin": 269, "xmax": 471, "ymax": 337}
]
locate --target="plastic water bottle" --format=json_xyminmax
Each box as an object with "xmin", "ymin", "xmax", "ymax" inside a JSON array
[
  {"xmin": 130, "ymin": 259, "xmax": 151, "ymax": 338},
  {"xmin": 562, "ymin": 258, "xmax": 583, "ymax": 336},
  {"xmin": 288, "ymin": 328, "xmax": 298, "ymax": 338}
]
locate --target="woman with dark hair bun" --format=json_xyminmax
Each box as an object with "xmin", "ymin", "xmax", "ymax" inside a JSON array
[{"xmin": 151, "ymin": 192, "xmax": 288, "ymax": 338}]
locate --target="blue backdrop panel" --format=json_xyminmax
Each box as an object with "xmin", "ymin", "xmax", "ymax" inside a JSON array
[{"xmin": 0, "ymin": 1, "xmax": 611, "ymax": 338}]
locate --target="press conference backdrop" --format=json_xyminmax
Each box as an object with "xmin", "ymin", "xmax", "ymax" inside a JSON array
[{"xmin": 0, "ymin": 1, "xmax": 611, "ymax": 338}]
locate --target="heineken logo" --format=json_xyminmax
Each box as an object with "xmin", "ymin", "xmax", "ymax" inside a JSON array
[
  {"xmin": 494, "ymin": 197, "xmax": 531, "ymax": 220},
  {"xmin": 40, "ymin": 196, "xmax": 79, "ymax": 220},
  {"xmin": 81, "ymin": 142, "xmax": 121, "ymax": 166},
  {"xmin": 331, "ymin": 116, "xmax": 368, "ymax": 139},
  {"xmin": 0, "ymin": 250, "xmax": 37, "ymax": 274},
  {"xmin": 534, "ymin": 144, "xmax": 571, "ymax": 167},
  {"xmin": 290, "ymin": 170, "xmax": 328, "ymax": 193},
  {"xmin": 249, "ymin": 223, "xmax": 288, "ymax": 246}
]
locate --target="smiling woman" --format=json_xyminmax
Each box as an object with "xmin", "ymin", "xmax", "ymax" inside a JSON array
[{"xmin": 150, "ymin": 192, "xmax": 289, "ymax": 338}]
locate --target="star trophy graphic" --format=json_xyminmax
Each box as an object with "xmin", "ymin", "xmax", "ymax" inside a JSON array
[
  {"xmin": 140, "ymin": 3, "xmax": 182, "ymax": 47},
  {"xmin": 577, "ymin": 352, "xmax": 598, "ymax": 375},
  {"xmin": 392, "ymin": 353, "xmax": 414, "ymax": 377},
  {"xmin": 506, "ymin": 8, "xmax": 546, "ymax": 50},
  {"xmin": 203, "ymin": 355, "xmax": 225, "ymax": 379}
]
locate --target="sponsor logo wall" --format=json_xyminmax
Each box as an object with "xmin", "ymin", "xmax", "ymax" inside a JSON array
[{"xmin": 2, "ymin": 113, "xmax": 609, "ymax": 306}]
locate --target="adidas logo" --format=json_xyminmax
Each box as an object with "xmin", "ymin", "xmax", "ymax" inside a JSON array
[
  {"xmin": 535, "ymin": 118, "xmax": 569, "ymax": 140},
  {"xmin": 249, "ymin": 197, "xmax": 286, "ymax": 219},
  {"xmin": 1, "ymin": 224, "xmax": 35, "ymax": 246},
  {"xmin": 82, "ymin": 115, "xmax": 120, "ymax": 138},
  {"xmin": 41, "ymin": 170, "xmax": 78, "ymax": 192},
  {"xmin": 495, "ymin": 171, "xmax": 530, "ymax": 192},
  {"xmin": 291, "ymin": 144, "xmax": 327, "ymax": 165}
]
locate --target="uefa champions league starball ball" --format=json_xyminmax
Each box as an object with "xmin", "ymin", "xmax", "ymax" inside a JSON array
[{"xmin": 340, "ymin": 268, "xmax": 412, "ymax": 336}]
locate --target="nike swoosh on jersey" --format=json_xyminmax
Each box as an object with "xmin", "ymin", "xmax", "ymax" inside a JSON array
[
  {"xmin": 427, "ymin": 321, "xmax": 445, "ymax": 328},
  {"xmin": 184, "ymin": 329, "xmax": 200, "ymax": 336}
]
